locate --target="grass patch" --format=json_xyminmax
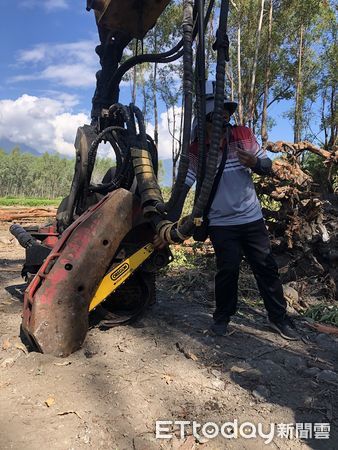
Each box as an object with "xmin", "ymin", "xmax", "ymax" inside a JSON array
[
  {"xmin": 168, "ymin": 246, "xmax": 196, "ymax": 269},
  {"xmin": 303, "ymin": 304, "xmax": 338, "ymax": 327},
  {"xmin": 0, "ymin": 197, "xmax": 61, "ymax": 207}
]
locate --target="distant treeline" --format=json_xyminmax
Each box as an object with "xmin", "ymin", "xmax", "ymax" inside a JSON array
[{"xmin": 0, "ymin": 148, "xmax": 115, "ymax": 199}]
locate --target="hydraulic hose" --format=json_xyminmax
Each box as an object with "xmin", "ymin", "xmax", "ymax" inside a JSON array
[
  {"xmin": 128, "ymin": 107, "xmax": 164, "ymax": 219},
  {"xmin": 85, "ymin": 105, "xmax": 132, "ymax": 197},
  {"xmin": 186, "ymin": 0, "xmax": 229, "ymax": 224},
  {"xmin": 164, "ymin": 0, "xmax": 215, "ymax": 211},
  {"xmin": 87, "ymin": 103, "xmax": 130, "ymax": 181},
  {"xmin": 166, "ymin": 0, "xmax": 230, "ymax": 240},
  {"xmin": 107, "ymin": 50, "xmax": 184, "ymax": 102},
  {"xmin": 194, "ymin": 0, "xmax": 207, "ymax": 201},
  {"xmin": 164, "ymin": 0, "xmax": 194, "ymax": 213},
  {"xmin": 10, "ymin": 224, "xmax": 37, "ymax": 249},
  {"xmin": 89, "ymin": 128, "xmax": 131, "ymax": 193},
  {"xmin": 146, "ymin": 134, "xmax": 159, "ymax": 177},
  {"xmin": 106, "ymin": 0, "xmax": 215, "ymax": 103},
  {"xmin": 130, "ymin": 104, "xmax": 148, "ymax": 149}
]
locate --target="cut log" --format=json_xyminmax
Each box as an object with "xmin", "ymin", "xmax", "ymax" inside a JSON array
[{"xmin": 0, "ymin": 208, "xmax": 57, "ymax": 221}]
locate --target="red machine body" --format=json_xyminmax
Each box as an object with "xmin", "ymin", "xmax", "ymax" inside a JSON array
[{"xmin": 23, "ymin": 189, "xmax": 134, "ymax": 356}]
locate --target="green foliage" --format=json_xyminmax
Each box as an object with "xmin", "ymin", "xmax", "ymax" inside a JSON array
[
  {"xmin": 333, "ymin": 174, "xmax": 338, "ymax": 194},
  {"xmin": 161, "ymin": 186, "xmax": 195, "ymax": 217},
  {"xmin": 303, "ymin": 304, "xmax": 338, "ymax": 327},
  {"xmin": 116, "ymin": 0, "xmax": 336, "ymax": 167},
  {"xmin": 302, "ymin": 152, "xmax": 338, "ymax": 193},
  {"xmin": 91, "ymin": 156, "xmax": 116, "ymax": 184},
  {"xmin": 0, "ymin": 148, "xmax": 115, "ymax": 199},
  {"xmin": 223, "ymin": 0, "xmax": 336, "ymax": 143},
  {"xmin": 0, "ymin": 148, "xmax": 73, "ymax": 198},
  {"xmin": 258, "ymin": 193, "xmax": 281, "ymax": 212},
  {"xmin": 169, "ymin": 246, "xmax": 196, "ymax": 269},
  {"xmin": 157, "ymin": 160, "xmax": 165, "ymax": 185},
  {"xmin": 0, "ymin": 197, "xmax": 62, "ymax": 207}
]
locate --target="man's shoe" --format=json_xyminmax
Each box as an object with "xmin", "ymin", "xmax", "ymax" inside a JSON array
[
  {"xmin": 209, "ymin": 322, "xmax": 228, "ymax": 337},
  {"xmin": 268, "ymin": 318, "xmax": 299, "ymax": 341}
]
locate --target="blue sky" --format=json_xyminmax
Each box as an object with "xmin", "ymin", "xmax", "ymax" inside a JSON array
[
  {"xmin": 0, "ymin": 1, "xmax": 94, "ymax": 108},
  {"xmin": 0, "ymin": 0, "xmax": 297, "ymax": 160}
]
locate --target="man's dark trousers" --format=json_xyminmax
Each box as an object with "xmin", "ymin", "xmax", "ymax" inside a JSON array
[{"xmin": 209, "ymin": 218, "xmax": 287, "ymax": 324}]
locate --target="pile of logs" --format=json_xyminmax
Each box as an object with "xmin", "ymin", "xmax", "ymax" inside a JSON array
[
  {"xmin": 0, "ymin": 207, "xmax": 57, "ymax": 222},
  {"xmin": 258, "ymin": 141, "xmax": 338, "ymax": 300}
]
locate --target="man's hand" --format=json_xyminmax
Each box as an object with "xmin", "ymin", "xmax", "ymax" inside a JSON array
[
  {"xmin": 237, "ymin": 149, "xmax": 257, "ymax": 168},
  {"xmin": 153, "ymin": 234, "xmax": 168, "ymax": 250}
]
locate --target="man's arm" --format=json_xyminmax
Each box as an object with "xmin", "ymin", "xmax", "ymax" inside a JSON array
[
  {"xmin": 252, "ymin": 156, "xmax": 273, "ymax": 176},
  {"xmin": 236, "ymin": 127, "xmax": 273, "ymax": 176}
]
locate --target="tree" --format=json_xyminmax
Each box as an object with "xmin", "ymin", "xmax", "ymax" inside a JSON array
[
  {"xmin": 157, "ymin": 64, "xmax": 183, "ymax": 184},
  {"xmin": 144, "ymin": 1, "xmax": 182, "ymax": 151}
]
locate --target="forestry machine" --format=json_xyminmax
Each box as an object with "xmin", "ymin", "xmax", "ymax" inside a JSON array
[{"xmin": 10, "ymin": 0, "xmax": 231, "ymax": 356}]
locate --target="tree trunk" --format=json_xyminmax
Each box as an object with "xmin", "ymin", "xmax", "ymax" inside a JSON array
[
  {"xmin": 321, "ymin": 89, "xmax": 328, "ymax": 149},
  {"xmin": 248, "ymin": 0, "xmax": 265, "ymax": 128},
  {"xmin": 237, "ymin": 24, "xmax": 243, "ymax": 124},
  {"xmin": 153, "ymin": 63, "xmax": 159, "ymax": 147},
  {"xmin": 169, "ymin": 108, "xmax": 177, "ymax": 185},
  {"xmin": 225, "ymin": 62, "xmax": 235, "ymax": 101},
  {"xmin": 261, "ymin": 0, "xmax": 273, "ymax": 148},
  {"xmin": 132, "ymin": 67, "xmax": 137, "ymax": 104},
  {"xmin": 132, "ymin": 41, "xmax": 138, "ymax": 104},
  {"xmin": 294, "ymin": 24, "xmax": 304, "ymax": 143},
  {"xmin": 141, "ymin": 67, "xmax": 147, "ymax": 120},
  {"xmin": 205, "ymin": 7, "xmax": 215, "ymax": 79},
  {"xmin": 328, "ymin": 84, "xmax": 337, "ymax": 150}
]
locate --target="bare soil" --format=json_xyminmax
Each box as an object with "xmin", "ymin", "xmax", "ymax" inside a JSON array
[{"xmin": 0, "ymin": 222, "xmax": 337, "ymax": 450}]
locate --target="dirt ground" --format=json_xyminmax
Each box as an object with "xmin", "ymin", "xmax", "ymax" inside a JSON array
[{"xmin": 0, "ymin": 222, "xmax": 337, "ymax": 450}]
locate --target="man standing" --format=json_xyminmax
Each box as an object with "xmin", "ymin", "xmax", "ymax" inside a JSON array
[{"xmin": 167, "ymin": 94, "xmax": 298, "ymax": 340}]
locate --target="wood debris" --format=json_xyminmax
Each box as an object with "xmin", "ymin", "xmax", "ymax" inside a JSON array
[
  {"xmin": 0, "ymin": 207, "xmax": 57, "ymax": 221},
  {"xmin": 259, "ymin": 141, "xmax": 338, "ymax": 301}
]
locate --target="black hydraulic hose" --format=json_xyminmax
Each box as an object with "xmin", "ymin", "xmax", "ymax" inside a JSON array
[
  {"xmin": 107, "ymin": 50, "xmax": 184, "ymax": 100},
  {"xmin": 106, "ymin": 0, "xmax": 215, "ymax": 101},
  {"xmin": 164, "ymin": 0, "xmax": 194, "ymax": 213},
  {"xmin": 86, "ymin": 104, "xmax": 132, "ymax": 195},
  {"xmin": 108, "ymin": 103, "xmax": 131, "ymax": 122},
  {"xmin": 177, "ymin": 0, "xmax": 230, "ymax": 238},
  {"xmin": 129, "ymin": 123, "xmax": 164, "ymax": 218},
  {"xmin": 121, "ymin": 164, "xmax": 135, "ymax": 191},
  {"xmin": 204, "ymin": 0, "xmax": 215, "ymax": 24},
  {"xmin": 165, "ymin": 0, "xmax": 215, "ymax": 212},
  {"xmin": 87, "ymin": 125, "xmax": 123, "ymax": 182},
  {"xmin": 108, "ymin": 130, "xmax": 123, "ymax": 171},
  {"xmin": 194, "ymin": 0, "xmax": 207, "ymax": 201},
  {"xmin": 89, "ymin": 130, "xmax": 131, "ymax": 193},
  {"xmin": 146, "ymin": 134, "xmax": 159, "ymax": 176},
  {"xmin": 130, "ymin": 104, "xmax": 148, "ymax": 149},
  {"xmin": 10, "ymin": 224, "xmax": 37, "ymax": 249},
  {"xmin": 76, "ymin": 124, "xmax": 121, "ymax": 213},
  {"xmin": 190, "ymin": 0, "xmax": 229, "ymax": 217},
  {"xmin": 125, "ymin": 105, "xmax": 137, "ymax": 147}
]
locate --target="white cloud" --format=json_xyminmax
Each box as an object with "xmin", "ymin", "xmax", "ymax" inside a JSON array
[
  {"xmin": 0, "ymin": 94, "xmax": 89, "ymax": 157},
  {"xmin": 20, "ymin": 0, "xmax": 69, "ymax": 11},
  {"xmin": 146, "ymin": 106, "xmax": 183, "ymax": 160},
  {"xmin": 13, "ymin": 40, "xmax": 98, "ymax": 88},
  {"xmin": 17, "ymin": 45, "xmax": 47, "ymax": 64},
  {"xmin": 0, "ymin": 94, "xmax": 181, "ymax": 160}
]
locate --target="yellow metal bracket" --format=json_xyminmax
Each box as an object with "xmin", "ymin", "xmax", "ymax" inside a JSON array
[{"xmin": 89, "ymin": 243, "xmax": 154, "ymax": 311}]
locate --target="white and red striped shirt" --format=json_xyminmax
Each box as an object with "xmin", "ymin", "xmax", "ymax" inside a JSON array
[{"xmin": 186, "ymin": 125, "xmax": 268, "ymax": 226}]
